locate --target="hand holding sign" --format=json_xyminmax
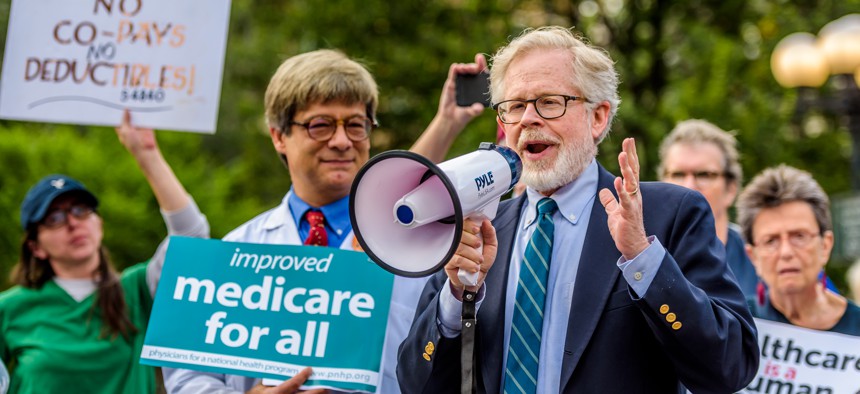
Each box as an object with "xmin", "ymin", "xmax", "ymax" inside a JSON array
[
  {"xmin": 116, "ymin": 109, "xmax": 156, "ymax": 154},
  {"xmin": 247, "ymin": 367, "xmax": 328, "ymax": 394},
  {"xmin": 142, "ymin": 237, "xmax": 394, "ymax": 393}
]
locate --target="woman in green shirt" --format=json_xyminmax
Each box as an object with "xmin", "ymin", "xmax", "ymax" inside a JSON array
[{"xmin": 0, "ymin": 111, "xmax": 209, "ymax": 394}]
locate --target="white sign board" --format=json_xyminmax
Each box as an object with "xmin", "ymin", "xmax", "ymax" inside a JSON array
[
  {"xmin": 0, "ymin": 0, "xmax": 231, "ymax": 133},
  {"xmin": 739, "ymin": 318, "xmax": 860, "ymax": 393}
]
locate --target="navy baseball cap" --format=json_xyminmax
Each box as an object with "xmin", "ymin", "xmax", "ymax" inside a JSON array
[{"xmin": 20, "ymin": 174, "xmax": 99, "ymax": 230}]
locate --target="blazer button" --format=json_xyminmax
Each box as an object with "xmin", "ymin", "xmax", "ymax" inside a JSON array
[
  {"xmin": 672, "ymin": 321, "xmax": 682, "ymax": 330},
  {"xmin": 423, "ymin": 353, "xmax": 431, "ymax": 361},
  {"xmin": 425, "ymin": 342, "xmax": 435, "ymax": 355},
  {"xmin": 666, "ymin": 313, "xmax": 677, "ymax": 323},
  {"xmin": 659, "ymin": 304, "xmax": 669, "ymax": 314}
]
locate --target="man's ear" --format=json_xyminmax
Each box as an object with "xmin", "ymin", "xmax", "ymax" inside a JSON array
[
  {"xmin": 270, "ymin": 126, "xmax": 285, "ymax": 152},
  {"xmin": 723, "ymin": 181, "xmax": 739, "ymax": 210},
  {"xmin": 270, "ymin": 127, "xmax": 290, "ymax": 167},
  {"xmin": 590, "ymin": 101, "xmax": 611, "ymax": 141}
]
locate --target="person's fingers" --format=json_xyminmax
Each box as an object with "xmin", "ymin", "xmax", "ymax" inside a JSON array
[
  {"xmin": 116, "ymin": 108, "xmax": 130, "ymax": 133},
  {"xmin": 455, "ymin": 240, "xmax": 484, "ymax": 267},
  {"xmin": 614, "ymin": 176, "xmax": 632, "ymax": 208},
  {"xmin": 474, "ymin": 53, "xmax": 487, "ymax": 71},
  {"xmin": 448, "ymin": 228, "xmax": 486, "ymax": 275},
  {"xmin": 480, "ymin": 220, "xmax": 496, "ymax": 249},
  {"xmin": 452, "ymin": 56, "xmax": 488, "ymax": 76},
  {"xmin": 272, "ymin": 367, "xmax": 313, "ymax": 393},
  {"xmin": 469, "ymin": 102, "xmax": 485, "ymax": 114},
  {"xmin": 617, "ymin": 150, "xmax": 638, "ymax": 202},
  {"xmin": 598, "ymin": 187, "xmax": 617, "ymax": 212},
  {"xmin": 626, "ymin": 138, "xmax": 640, "ymax": 175},
  {"xmin": 460, "ymin": 220, "xmax": 482, "ymax": 249},
  {"xmin": 447, "ymin": 62, "xmax": 459, "ymax": 81},
  {"xmin": 479, "ymin": 219, "xmax": 497, "ymax": 267},
  {"xmin": 445, "ymin": 252, "xmax": 480, "ymax": 290}
]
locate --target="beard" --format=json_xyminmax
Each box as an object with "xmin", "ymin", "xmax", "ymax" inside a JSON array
[{"xmin": 517, "ymin": 127, "xmax": 597, "ymax": 193}]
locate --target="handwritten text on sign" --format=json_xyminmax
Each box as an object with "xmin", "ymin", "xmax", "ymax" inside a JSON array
[{"xmin": 0, "ymin": 0, "xmax": 230, "ymax": 133}]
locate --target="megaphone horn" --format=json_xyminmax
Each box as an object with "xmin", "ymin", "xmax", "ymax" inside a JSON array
[{"xmin": 349, "ymin": 143, "xmax": 522, "ymax": 284}]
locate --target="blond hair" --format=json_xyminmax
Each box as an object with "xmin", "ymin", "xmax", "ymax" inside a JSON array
[
  {"xmin": 489, "ymin": 26, "xmax": 620, "ymax": 143},
  {"xmin": 264, "ymin": 49, "xmax": 378, "ymax": 133}
]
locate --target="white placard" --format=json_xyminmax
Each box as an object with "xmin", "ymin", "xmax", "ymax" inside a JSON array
[
  {"xmin": 739, "ymin": 318, "xmax": 860, "ymax": 393},
  {"xmin": 0, "ymin": 0, "xmax": 231, "ymax": 133}
]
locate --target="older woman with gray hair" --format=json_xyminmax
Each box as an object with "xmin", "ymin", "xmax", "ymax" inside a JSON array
[{"xmin": 737, "ymin": 164, "xmax": 860, "ymax": 334}]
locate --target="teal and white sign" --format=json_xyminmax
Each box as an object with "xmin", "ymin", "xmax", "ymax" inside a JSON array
[{"xmin": 141, "ymin": 236, "xmax": 394, "ymax": 392}]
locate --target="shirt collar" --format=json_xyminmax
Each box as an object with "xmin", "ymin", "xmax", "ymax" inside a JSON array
[
  {"xmin": 521, "ymin": 159, "xmax": 599, "ymax": 230},
  {"xmin": 286, "ymin": 186, "xmax": 352, "ymax": 236}
]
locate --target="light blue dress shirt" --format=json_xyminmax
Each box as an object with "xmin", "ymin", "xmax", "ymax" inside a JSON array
[{"xmin": 438, "ymin": 159, "xmax": 667, "ymax": 393}]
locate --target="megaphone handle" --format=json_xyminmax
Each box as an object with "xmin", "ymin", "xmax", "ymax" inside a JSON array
[{"xmin": 457, "ymin": 212, "xmax": 491, "ymax": 287}]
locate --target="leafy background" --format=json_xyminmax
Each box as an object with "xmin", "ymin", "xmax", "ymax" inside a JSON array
[{"xmin": 0, "ymin": 0, "xmax": 858, "ymax": 293}]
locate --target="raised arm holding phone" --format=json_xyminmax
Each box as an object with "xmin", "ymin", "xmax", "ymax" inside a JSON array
[{"xmin": 410, "ymin": 53, "xmax": 489, "ymax": 163}]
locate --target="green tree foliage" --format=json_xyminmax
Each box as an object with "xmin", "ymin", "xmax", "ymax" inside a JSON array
[
  {"xmin": 0, "ymin": 124, "xmax": 268, "ymax": 281},
  {"xmin": 0, "ymin": 0, "xmax": 859, "ymax": 291}
]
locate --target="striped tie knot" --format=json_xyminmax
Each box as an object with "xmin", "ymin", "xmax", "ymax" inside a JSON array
[{"xmin": 536, "ymin": 197, "xmax": 558, "ymax": 217}]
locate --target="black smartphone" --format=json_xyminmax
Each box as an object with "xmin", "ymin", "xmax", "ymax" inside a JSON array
[{"xmin": 455, "ymin": 72, "xmax": 491, "ymax": 107}]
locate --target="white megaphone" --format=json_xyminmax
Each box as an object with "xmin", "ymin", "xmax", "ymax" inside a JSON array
[{"xmin": 349, "ymin": 142, "xmax": 522, "ymax": 285}]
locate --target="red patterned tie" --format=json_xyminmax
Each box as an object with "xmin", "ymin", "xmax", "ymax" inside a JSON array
[{"xmin": 303, "ymin": 210, "xmax": 328, "ymax": 246}]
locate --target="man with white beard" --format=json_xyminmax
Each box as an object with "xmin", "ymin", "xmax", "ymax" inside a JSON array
[{"xmin": 396, "ymin": 26, "xmax": 759, "ymax": 394}]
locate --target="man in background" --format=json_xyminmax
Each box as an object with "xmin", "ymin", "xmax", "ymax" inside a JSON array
[
  {"xmin": 165, "ymin": 49, "xmax": 486, "ymax": 394},
  {"xmin": 657, "ymin": 119, "xmax": 756, "ymax": 294}
]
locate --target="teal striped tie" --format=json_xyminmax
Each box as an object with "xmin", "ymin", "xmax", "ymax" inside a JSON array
[{"xmin": 504, "ymin": 197, "xmax": 557, "ymax": 394}]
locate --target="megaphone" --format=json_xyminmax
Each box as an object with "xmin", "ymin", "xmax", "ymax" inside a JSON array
[{"xmin": 349, "ymin": 142, "xmax": 522, "ymax": 285}]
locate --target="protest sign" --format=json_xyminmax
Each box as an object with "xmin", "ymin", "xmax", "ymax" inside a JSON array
[
  {"xmin": 740, "ymin": 318, "xmax": 860, "ymax": 393},
  {"xmin": 0, "ymin": 0, "xmax": 230, "ymax": 133},
  {"xmin": 141, "ymin": 237, "xmax": 394, "ymax": 393}
]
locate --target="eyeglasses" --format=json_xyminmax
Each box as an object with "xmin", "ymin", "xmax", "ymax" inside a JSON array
[
  {"xmin": 663, "ymin": 171, "xmax": 726, "ymax": 187},
  {"xmin": 290, "ymin": 115, "xmax": 376, "ymax": 142},
  {"xmin": 493, "ymin": 94, "xmax": 590, "ymax": 124},
  {"xmin": 40, "ymin": 204, "xmax": 95, "ymax": 229},
  {"xmin": 753, "ymin": 230, "xmax": 821, "ymax": 254}
]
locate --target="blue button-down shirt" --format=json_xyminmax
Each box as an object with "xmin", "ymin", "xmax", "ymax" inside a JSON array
[{"xmin": 287, "ymin": 187, "xmax": 352, "ymax": 247}]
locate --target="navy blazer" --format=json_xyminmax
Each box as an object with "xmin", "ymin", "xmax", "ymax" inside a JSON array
[{"xmin": 397, "ymin": 165, "xmax": 759, "ymax": 393}]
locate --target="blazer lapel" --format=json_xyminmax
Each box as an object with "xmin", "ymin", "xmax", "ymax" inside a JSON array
[
  {"xmin": 559, "ymin": 166, "xmax": 622, "ymax": 389},
  {"xmin": 480, "ymin": 194, "xmax": 526, "ymax": 394}
]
